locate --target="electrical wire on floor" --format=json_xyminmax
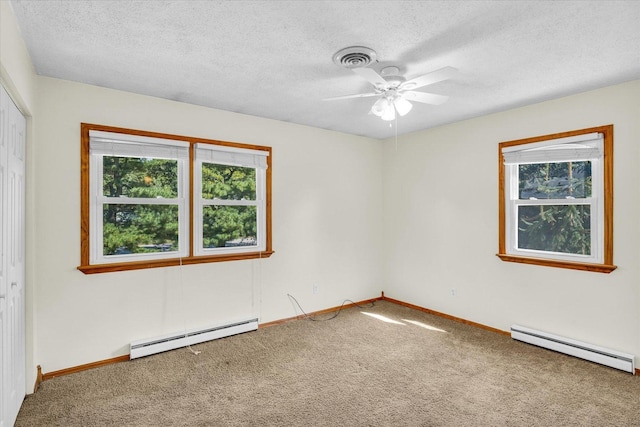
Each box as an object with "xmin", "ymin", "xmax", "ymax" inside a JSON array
[
  {"xmin": 178, "ymin": 257, "xmax": 201, "ymax": 356},
  {"xmin": 287, "ymin": 294, "xmax": 375, "ymax": 321}
]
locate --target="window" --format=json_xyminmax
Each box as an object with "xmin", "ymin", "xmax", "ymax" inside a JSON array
[
  {"xmin": 193, "ymin": 143, "xmax": 268, "ymax": 256},
  {"xmin": 88, "ymin": 130, "xmax": 190, "ymax": 264},
  {"xmin": 79, "ymin": 124, "xmax": 272, "ymax": 274},
  {"xmin": 498, "ymin": 125, "xmax": 615, "ymax": 273}
]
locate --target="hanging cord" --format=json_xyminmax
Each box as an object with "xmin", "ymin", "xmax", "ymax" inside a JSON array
[
  {"xmin": 287, "ymin": 294, "xmax": 375, "ymax": 321},
  {"xmin": 395, "ymin": 113, "xmax": 398, "ymax": 152},
  {"xmin": 179, "ymin": 257, "xmax": 201, "ymax": 355},
  {"xmin": 253, "ymin": 250, "xmax": 263, "ymax": 324}
]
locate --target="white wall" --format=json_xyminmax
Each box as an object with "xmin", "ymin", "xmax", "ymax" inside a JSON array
[
  {"xmin": 382, "ymin": 80, "xmax": 640, "ymax": 365},
  {"xmin": 33, "ymin": 76, "xmax": 384, "ymax": 374}
]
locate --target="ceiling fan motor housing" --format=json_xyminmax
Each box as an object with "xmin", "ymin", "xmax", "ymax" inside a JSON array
[{"xmin": 333, "ymin": 46, "xmax": 377, "ymax": 68}]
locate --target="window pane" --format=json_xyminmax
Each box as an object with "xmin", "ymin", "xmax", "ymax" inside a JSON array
[
  {"xmin": 517, "ymin": 205, "xmax": 591, "ymax": 255},
  {"xmin": 519, "ymin": 161, "xmax": 591, "ymax": 199},
  {"xmin": 103, "ymin": 156, "xmax": 178, "ymax": 198},
  {"xmin": 201, "ymin": 163, "xmax": 256, "ymax": 200},
  {"xmin": 202, "ymin": 206, "xmax": 257, "ymax": 248},
  {"xmin": 103, "ymin": 204, "xmax": 179, "ymax": 255}
]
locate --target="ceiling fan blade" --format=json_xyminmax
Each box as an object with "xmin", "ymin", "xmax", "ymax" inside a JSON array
[
  {"xmin": 352, "ymin": 67, "xmax": 388, "ymax": 88},
  {"xmin": 402, "ymin": 91, "xmax": 449, "ymax": 105},
  {"xmin": 323, "ymin": 92, "xmax": 379, "ymax": 101},
  {"xmin": 401, "ymin": 66, "xmax": 457, "ymax": 90}
]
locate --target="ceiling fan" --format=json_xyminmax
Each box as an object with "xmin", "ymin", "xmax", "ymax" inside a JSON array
[{"xmin": 325, "ymin": 46, "xmax": 457, "ymax": 121}]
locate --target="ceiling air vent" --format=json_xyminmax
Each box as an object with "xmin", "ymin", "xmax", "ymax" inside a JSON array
[{"xmin": 332, "ymin": 46, "xmax": 377, "ymax": 69}]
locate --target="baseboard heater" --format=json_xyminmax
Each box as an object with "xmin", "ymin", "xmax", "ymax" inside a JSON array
[
  {"xmin": 511, "ymin": 324, "xmax": 635, "ymax": 374},
  {"xmin": 130, "ymin": 318, "xmax": 258, "ymax": 359}
]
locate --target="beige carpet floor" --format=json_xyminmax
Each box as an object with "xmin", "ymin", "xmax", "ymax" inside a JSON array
[{"xmin": 16, "ymin": 300, "xmax": 640, "ymax": 426}]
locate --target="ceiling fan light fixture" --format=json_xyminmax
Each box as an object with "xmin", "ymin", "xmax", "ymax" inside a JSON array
[
  {"xmin": 326, "ymin": 53, "xmax": 456, "ymax": 122},
  {"xmin": 394, "ymin": 97, "xmax": 413, "ymax": 116},
  {"xmin": 371, "ymin": 97, "xmax": 389, "ymax": 117},
  {"xmin": 381, "ymin": 103, "xmax": 396, "ymax": 121}
]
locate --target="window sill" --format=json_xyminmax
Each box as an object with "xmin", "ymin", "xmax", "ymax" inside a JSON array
[
  {"xmin": 496, "ymin": 254, "xmax": 616, "ymax": 274},
  {"xmin": 78, "ymin": 250, "xmax": 275, "ymax": 274}
]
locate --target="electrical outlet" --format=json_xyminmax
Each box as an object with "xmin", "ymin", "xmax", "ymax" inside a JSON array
[
  {"xmin": 450, "ymin": 289, "xmax": 456, "ymax": 297},
  {"xmin": 313, "ymin": 284, "xmax": 319, "ymax": 295}
]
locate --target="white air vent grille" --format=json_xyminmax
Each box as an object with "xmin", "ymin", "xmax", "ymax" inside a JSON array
[{"xmin": 333, "ymin": 46, "xmax": 377, "ymax": 68}]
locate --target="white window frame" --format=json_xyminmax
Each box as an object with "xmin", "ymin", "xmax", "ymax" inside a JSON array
[
  {"xmin": 193, "ymin": 143, "xmax": 268, "ymax": 256},
  {"xmin": 89, "ymin": 130, "xmax": 190, "ymax": 265}
]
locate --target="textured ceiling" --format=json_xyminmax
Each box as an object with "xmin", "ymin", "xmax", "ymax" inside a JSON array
[{"xmin": 8, "ymin": 0, "xmax": 640, "ymax": 139}]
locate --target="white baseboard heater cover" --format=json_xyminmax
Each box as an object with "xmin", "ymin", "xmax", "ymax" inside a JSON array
[
  {"xmin": 130, "ymin": 318, "xmax": 258, "ymax": 359},
  {"xmin": 511, "ymin": 324, "xmax": 635, "ymax": 374}
]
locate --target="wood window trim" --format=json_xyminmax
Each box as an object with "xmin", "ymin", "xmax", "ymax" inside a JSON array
[
  {"xmin": 78, "ymin": 123, "xmax": 273, "ymax": 274},
  {"xmin": 497, "ymin": 124, "xmax": 616, "ymax": 273}
]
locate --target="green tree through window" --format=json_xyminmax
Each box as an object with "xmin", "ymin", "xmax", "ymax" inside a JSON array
[
  {"xmin": 517, "ymin": 161, "xmax": 592, "ymax": 255},
  {"xmin": 201, "ymin": 164, "xmax": 257, "ymax": 248},
  {"xmin": 102, "ymin": 157, "xmax": 179, "ymax": 255}
]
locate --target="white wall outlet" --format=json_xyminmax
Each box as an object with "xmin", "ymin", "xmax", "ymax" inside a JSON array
[
  {"xmin": 313, "ymin": 284, "xmax": 319, "ymax": 295},
  {"xmin": 450, "ymin": 289, "xmax": 456, "ymax": 297}
]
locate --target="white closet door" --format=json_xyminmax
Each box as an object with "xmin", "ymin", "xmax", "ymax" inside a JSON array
[
  {"xmin": 0, "ymin": 84, "xmax": 26, "ymax": 427},
  {"xmin": 0, "ymin": 82, "xmax": 8, "ymax": 427}
]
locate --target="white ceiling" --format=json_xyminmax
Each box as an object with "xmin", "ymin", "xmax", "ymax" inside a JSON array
[{"xmin": 9, "ymin": 0, "xmax": 640, "ymax": 139}]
